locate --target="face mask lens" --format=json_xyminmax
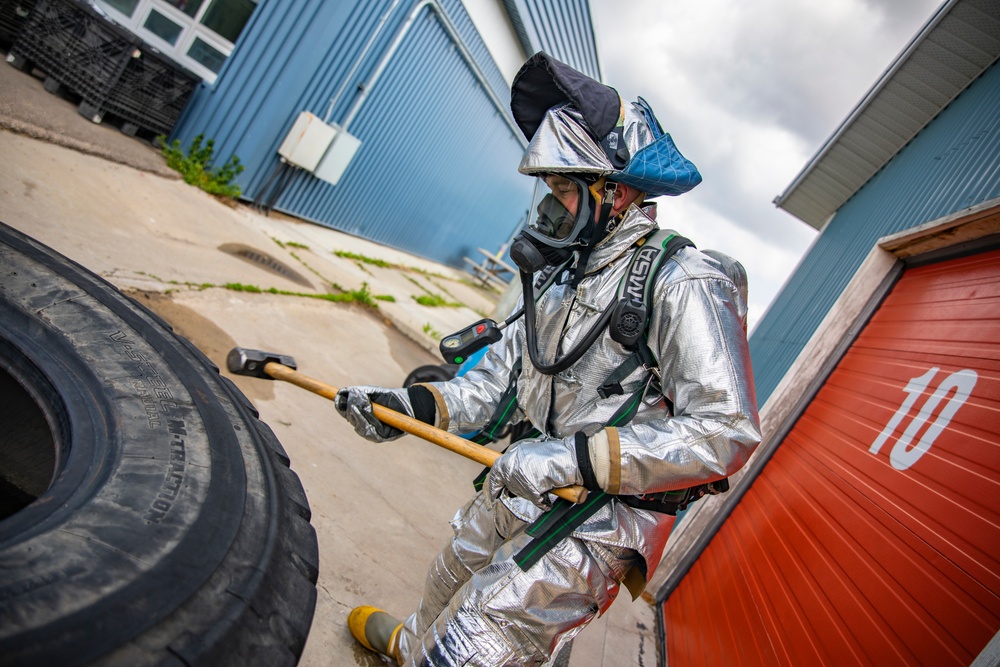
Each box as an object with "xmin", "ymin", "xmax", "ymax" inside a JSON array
[{"xmin": 533, "ymin": 194, "xmax": 575, "ymax": 240}]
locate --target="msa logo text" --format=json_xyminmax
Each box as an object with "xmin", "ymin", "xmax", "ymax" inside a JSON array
[{"xmin": 624, "ymin": 246, "xmax": 658, "ymax": 301}]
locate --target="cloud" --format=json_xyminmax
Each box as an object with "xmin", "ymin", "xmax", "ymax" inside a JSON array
[
  {"xmin": 657, "ymin": 195, "xmax": 814, "ymax": 331},
  {"xmin": 589, "ymin": 0, "xmax": 942, "ymax": 323}
]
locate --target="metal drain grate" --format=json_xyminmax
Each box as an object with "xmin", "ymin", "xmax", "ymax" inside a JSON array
[{"xmin": 218, "ymin": 243, "xmax": 313, "ymax": 289}]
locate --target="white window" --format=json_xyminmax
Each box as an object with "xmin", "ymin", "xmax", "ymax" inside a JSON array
[{"xmin": 96, "ymin": 0, "xmax": 257, "ymax": 83}]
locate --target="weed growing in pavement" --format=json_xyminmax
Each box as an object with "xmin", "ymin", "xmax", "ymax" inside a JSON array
[
  {"xmin": 283, "ymin": 251, "xmax": 347, "ymax": 293},
  {"xmin": 333, "ymin": 250, "xmax": 393, "ymax": 268},
  {"xmin": 413, "ymin": 293, "xmax": 457, "ymax": 307},
  {"xmin": 409, "ymin": 265, "xmax": 456, "ymax": 282},
  {"xmin": 426, "ymin": 276, "xmax": 463, "ymax": 304},
  {"xmin": 423, "ymin": 323, "xmax": 442, "ymax": 340},
  {"xmin": 135, "ymin": 271, "xmax": 217, "ymax": 292},
  {"xmin": 406, "ymin": 276, "xmax": 461, "ymax": 308},
  {"xmin": 342, "ymin": 282, "xmax": 375, "ymax": 308},
  {"xmin": 225, "ymin": 282, "xmax": 263, "ymax": 293},
  {"xmin": 280, "ymin": 247, "xmax": 394, "ymax": 303},
  {"xmin": 222, "ymin": 281, "xmax": 388, "ymax": 308},
  {"xmin": 273, "ymin": 237, "xmax": 310, "ymax": 250},
  {"xmin": 332, "ymin": 250, "xmax": 479, "ymax": 303},
  {"xmin": 157, "ymin": 134, "xmax": 245, "ymax": 199},
  {"xmin": 137, "ymin": 270, "xmax": 167, "ymax": 282}
]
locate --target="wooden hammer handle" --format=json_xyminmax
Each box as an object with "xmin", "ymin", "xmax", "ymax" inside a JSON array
[{"xmin": 263, "ymin": 362, "xmax": 588, "ymax": 504}]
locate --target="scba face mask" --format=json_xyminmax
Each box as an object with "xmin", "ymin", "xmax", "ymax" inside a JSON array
[{"xmin": 509, "ymin": 176, "xmax": 598, "ymax": 273}]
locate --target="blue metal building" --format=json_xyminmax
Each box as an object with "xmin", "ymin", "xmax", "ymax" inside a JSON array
[
  {"xmin": 749, "ymin": 0, "xmax": 1000, "ymax": 407},
  {"xmin": 170, "ymin": 0, "xmax": 600, "ymax": 268}
]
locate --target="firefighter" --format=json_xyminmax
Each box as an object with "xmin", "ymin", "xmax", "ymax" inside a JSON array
[{"xmin": 336, "ymin": 52, "xmax": 760, "ymax": 666}]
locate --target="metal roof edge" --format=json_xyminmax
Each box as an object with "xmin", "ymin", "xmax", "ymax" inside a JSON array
[{"xmin": 773, "ymin": 0, "xmax": 961, "ymax": 228}]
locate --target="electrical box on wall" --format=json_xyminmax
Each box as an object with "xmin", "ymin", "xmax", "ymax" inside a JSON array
[
  {"xmin": 277, "ymin": 112, "xmax": 336, "ymax": 171},
  {"xmin": 315, "ymin": 131, "xmax": 362, "ymax": 186},
  {"xmin": 277, "ymin": 111, "xmax": 361, "ymax": 185}
]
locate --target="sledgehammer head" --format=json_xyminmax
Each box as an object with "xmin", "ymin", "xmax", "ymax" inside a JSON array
[{"xmin": 227, "ymin": 347, "xmax": 298, "ymax": 378}]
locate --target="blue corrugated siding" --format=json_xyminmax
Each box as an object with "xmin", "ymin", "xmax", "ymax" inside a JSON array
[
  {"xmin": 749, "ymin": 60, "xmax": 1000, "ymax": 407},
  {"xmin": 280, "ymin": 7, "xmax": 531, "ymax": 266},
  {"xmin": 170, "ymin": 0, "xmax": 568, "ymax": 267},
  {"xmin": 509, "ymin": 0, "xmax": 600, "ymax": 79}
]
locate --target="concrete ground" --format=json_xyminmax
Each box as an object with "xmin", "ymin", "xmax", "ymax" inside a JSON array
[{"xmin": 0, "ymin": 59, "xmax": 658, "ymax": 667}]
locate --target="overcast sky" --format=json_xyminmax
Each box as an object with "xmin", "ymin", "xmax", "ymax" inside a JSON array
[{"xmin": 588, "ymin": 0, "xmax": 943, "ymax": 330}]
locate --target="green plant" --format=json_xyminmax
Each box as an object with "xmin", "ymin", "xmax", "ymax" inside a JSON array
[
  {"xmin": 158, "ymin": 134, "xmax": 245, "ymax": 198},
  {"xmin": 347, "ymin": 282, "xmax": 376, "ymax": 308},
  {"xmin": 272, "ymin": 237, "xmax": 309, "ymax": 251},
  {"xmin": 283, "ymin": 251, "xmax": 346, "ymax": 292},
  {"xmin": 222, "ymin": 281, "xmax": 389, "ymax": 309},
  {"xmin": 224, "ymin": 282, "xmax": 262, "ymax": 293},
  {"xmin": 413, "ymin": 293, "xmax": 456, "ymax": 307},
  {"xmin": 423, "ymin": 323, "xmax": 442, "ymax": 340},
  {"xmin": 333, "ymin": 250, "xmax": 393, "ymax": 268},
  {"xmin": 426, "ymin": 277, "xmax": 464, "ymax": 306},
  {"xmin": 406, "ymin": 276, "xmax": 460, "ymax": 307}
]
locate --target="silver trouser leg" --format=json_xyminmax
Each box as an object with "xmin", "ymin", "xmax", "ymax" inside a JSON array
[
  {"xmin": 400, "ymin": 518, "xmax": 639, "ymax": 667},
  {"xmin": 399, "ymin": 492, "xmax": 514, "ymax": 651}
]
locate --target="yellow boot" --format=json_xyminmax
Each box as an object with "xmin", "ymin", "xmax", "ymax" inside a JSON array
[{"xmin": 348, "ymin": 606, "xmax": 403, "ymax": 662}]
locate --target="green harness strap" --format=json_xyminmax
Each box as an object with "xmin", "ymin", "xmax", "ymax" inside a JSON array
[
  {"xmin": 513, "ymin": 230, "xmax": 701, "ymax": 572},
  {"xmin": 468, "ymin": 231, "xmax": 726, "ymax": 572}
]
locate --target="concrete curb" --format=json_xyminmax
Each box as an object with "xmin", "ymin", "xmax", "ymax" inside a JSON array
[{"xmin": 0, "ymin": 117, "xmax": 179, "ymax": 180}]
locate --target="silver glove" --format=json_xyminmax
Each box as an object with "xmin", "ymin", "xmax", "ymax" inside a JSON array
[
  {"xmin": 335, "ymin": 385, "xmax": 413, "ymax": 443},
  {"xmin": 485, "ymin": 435, "xmax": 584, "ymax": 511}
]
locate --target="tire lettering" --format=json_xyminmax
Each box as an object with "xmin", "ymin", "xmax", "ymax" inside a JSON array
[
  {"xmin": 134, "ymin": 381, "xmax": 162, "ymax": 429},
  {"xmin": 111, "ymin": 333, "xmax": 191, "ymax": 524},
  {"xmin": 143, "ymin": 432, "xmax": 188, "ymax": 524}
]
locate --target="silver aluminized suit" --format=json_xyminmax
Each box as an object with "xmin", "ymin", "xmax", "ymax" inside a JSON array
[{"xmin": 396, "ymin": 201, "xmax": 761, "ymax": 666}]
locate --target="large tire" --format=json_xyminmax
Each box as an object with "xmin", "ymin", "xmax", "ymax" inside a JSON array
[
  {"xmin": 403, "ymin": 363, "xmax": 459, "ymax": 387},
  {"xmin": 0, "ymin": 222, "xmax": 319, "ymax": 666}
]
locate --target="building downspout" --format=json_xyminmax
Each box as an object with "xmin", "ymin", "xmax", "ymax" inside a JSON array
[
  {"xmin": 334, "ymin": 0, "xmax": 526, "ymax": 146},
  {"xmin": 323, "ymin": 0, "xmax": 404, "ymax": 124}
]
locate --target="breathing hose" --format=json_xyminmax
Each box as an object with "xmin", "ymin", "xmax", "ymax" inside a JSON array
[{"xmin": 519, "ymin": 270, "xmax": 615, "ymax": 375}]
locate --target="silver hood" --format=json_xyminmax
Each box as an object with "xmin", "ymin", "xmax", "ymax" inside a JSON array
[{"xmin": 518, "ymin": 102, "xmax": 656, "ymax": 179}]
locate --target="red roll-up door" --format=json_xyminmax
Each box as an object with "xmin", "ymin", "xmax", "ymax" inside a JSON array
[{"xmin": 662, "ymin": 248, "xmax": 1000, "ymax": 666}]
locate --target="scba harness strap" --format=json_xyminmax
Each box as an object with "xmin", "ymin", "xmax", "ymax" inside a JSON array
[
  {"xmin": 464, "ymin": 229, "xmax": 733, "ymax": 572},
  {"xmin": 471, "ymin": 231, "xmax": 688, "ymax": 446},
  {"xmin": 601, "ymin": 230, "xmax": 694, "ymax": 401},
  {"xmin": 513, "ymin": 229, "xmax": 733, "ymax": 572}
]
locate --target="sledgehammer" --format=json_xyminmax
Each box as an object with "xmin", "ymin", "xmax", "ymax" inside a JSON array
[{"xmin": 226, "ymin": 347, "xmax": 588, "ymax": 504}]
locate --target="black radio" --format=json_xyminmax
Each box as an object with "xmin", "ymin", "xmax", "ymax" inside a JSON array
[{"xmin": 439, "ymin": 319, "xmax": 502, "ymax": 365}]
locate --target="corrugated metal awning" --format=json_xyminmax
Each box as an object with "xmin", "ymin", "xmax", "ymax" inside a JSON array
[{"xmin": 774, "ymin": 0, "xmax": 1000, "ymax": 230}]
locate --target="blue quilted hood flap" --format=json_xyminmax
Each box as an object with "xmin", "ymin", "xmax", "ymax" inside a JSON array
[{"xmin": 614, "ymin": 97, "xmax": 701, "ymax": 197}]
